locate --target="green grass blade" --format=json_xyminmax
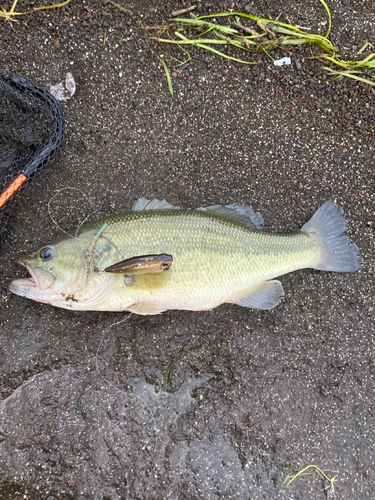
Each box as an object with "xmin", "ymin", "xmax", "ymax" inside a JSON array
[
  {"xmin": 320, "ymin": 55, "xmax": 352, "ymax": 68},
  {"xmin": 356, "ymin": 53, "xmax": 375, "ymax": 66},
  {"xmin": 233, "ymin": 36, "xmax": 257, "ymax": 46},
  {"xmin": 258, "ymin": 19, "xmax": 336, "ymax": 53},
  {"xmin": 174, "ymin": 31, "xmax": 190, "ymax": 41},
  {"xmin": 322, "ymin": 67, "xmax": 375, "ymax": 86},
  {"xmin": 195, "ymin": 26, "xmax": 215, "ymax": 37},
  {"xmin": 197, "ymin": 12, "xmax": 314, "ymax": 36},
  {"xmin": 159, "ymin": 57, "xmax": 174, "ymax": 95},
  {"xmin": 155, "ymin": 37, "xmax": 228, "ymax": 45},
  {"xmin": 234, "ymin": 33, "xmax": 262, "ymax": 41},
  {"xmin": 197, "ymin": 11, "xmax": 337, "ymax": 53},
  {"xmin": 357, "ymin": 41, "xmax": 373, "ymax": 55},
  {"xmin": 281, "ymin": 36, "xmax": 336, "ymax": 53},
  {"xmin": 322, "ymin": 67, "xmax": 371, "ymax": 75},
  {"xmin": 281, "ymin": 38, "xmax": 316, "ymax": 46},
  {"xmin": 171, "ymin": 11, "xmax": 337, "ymax": 53},
  {"xmin": 0, "ymin": 0, "xmax": 72, "ymax": 19},
  {"xmin": 318, "ymin": 0, "xmax": 332, "ymax": 37},
  {"xmin": 284, "ymin": 464, "xmax": 338, "ymax": 487},
  {"xmin": 264, "ymin": 24, "xmax": 303, "ymax": 36},
  {"xmin": 229, "ymin": 38, "xmax": 253, "ymax": 50},
  {"xmin": 170, "ymin": 45, "xmax": 191, "ymax": 66},
  {"xmin": 271, "ymin": 25, "xmax": 336, "ymax": 48},
  {"xmin": 148, "ymin": 8, "xmax": 375, "ymax": 91},
  {"xmin": 273, "ymin": 27, "xmax": 329, "ymax": 43},
  {"xmin": 195, "ymin": 42, "xmax": 256, "ymax": 64},
  {"xmin": 107, "ymin": 0, "xmax": 131, "ymax": 13},
  {"xmin": 321, "ymin": 53, "xmax": 375, "ymax": 69},
  {"xmin": 169, "ymin": 17, "xmax": 238, "ymax": 35}
]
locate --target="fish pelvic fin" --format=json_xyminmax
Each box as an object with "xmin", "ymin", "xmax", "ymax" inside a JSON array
[
  {"xmin": 233, "ymin": 280, "xmax": 284, "ymax": 310},
  {"xmin": 301, "ymin": 200, "xmax": 362, "ymax": 272}
]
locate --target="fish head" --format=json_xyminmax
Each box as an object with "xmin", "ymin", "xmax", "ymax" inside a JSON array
[{"xmin": 9, "ymin": 236, "xmax": 88, "ymax": 306}]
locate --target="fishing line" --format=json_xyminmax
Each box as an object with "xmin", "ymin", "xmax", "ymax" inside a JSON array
[
  {"xmin": 88, "ymin": 223, "xmax": 107, "ymax": 271},
  {"xmin": 74, "ymin": 204, "xmax": 101, "ymax": 239},
  {"xmin": 47, "ymin": 186, "xmax": 99, "ymax": 240}
]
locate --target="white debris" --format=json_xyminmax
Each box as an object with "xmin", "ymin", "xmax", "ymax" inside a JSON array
[
  {"xmin": 50, "ymin": 73, "xmax": 76, "ymax": 100},
  {"xmin": 65, "ymin": 72, "xmax": 76, "ymax": 95},
  {"xmin": 274, "ymin": 57, "xmax": 292, "ymax": 66}
]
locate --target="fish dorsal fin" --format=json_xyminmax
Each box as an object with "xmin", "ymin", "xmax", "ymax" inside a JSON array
[
  {"xmin": 132, "ymin": 198, "xmax": 180, "ymax": 211},
  {"xmin": 131, "ymin": 199, "xmax": 263, "ymax": 230},
  {"xmin": 196, "ymin": 204, "xmax": 263, "ymax": 231}
]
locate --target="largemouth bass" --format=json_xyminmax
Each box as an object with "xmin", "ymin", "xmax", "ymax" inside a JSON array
[{"xmin": 8, "ymin": 199, "xmax": 362, "ymax": 315}]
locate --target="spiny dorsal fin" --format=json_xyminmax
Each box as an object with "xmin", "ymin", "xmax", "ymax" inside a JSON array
[
  {"xmin": 196, "ymin": 204, "xmax": 263, "ymax": 231},
  {"xmin": 132, "ymin": 198, "xmax": 180, "ymax": 211},
  {"xmin": 131, "ymin": 199, "xmax": 263, "ymax": 231}
]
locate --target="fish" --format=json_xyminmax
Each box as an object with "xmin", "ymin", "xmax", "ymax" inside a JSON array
[{"xmin": 8, "ymin": 198, "xmax": 362, "ymax": 315}]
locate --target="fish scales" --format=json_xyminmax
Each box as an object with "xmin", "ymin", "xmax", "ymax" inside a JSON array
[
  {"xmin": 8, "ymin": 199, "xmax": 362, "ymax": 314},
  {"xmin": 85, "ymin": 212, "xmax": 318, "ymax": 311}
]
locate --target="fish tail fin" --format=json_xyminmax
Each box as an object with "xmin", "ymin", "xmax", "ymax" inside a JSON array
[{"xmin": 301, "ymin": 200, "xmax": 362, "ymax": 272}]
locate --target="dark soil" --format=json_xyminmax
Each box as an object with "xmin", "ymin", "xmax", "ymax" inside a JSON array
[{"xmin": 0, "ymin": 0, "xmax": 374, "ymax": 499}]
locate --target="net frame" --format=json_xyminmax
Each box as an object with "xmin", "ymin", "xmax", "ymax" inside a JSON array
[{"xmin": 0, "ymin": 74, "xmax": 65, "ymax": 243}]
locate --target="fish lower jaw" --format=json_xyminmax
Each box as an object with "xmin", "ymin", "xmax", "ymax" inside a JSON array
[
  {"xmin": 8, "ymin": 278, "xmax": 62, "ymax": 304},
  {"xmin": 8, "ymin": 278, "xmax": 37, "ymax": 296}
]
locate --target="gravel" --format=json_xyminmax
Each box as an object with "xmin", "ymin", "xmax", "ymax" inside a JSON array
[{"xmin": 0, "ymin": 0, "xmax": 374, "ymax": 499}]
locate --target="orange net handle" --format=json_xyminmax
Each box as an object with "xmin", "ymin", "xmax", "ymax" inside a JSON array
[{"xmin": 0, "ymin": 173, "xmax": 28, "ymax": 209}]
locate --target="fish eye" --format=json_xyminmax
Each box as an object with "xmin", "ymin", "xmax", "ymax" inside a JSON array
[{"xmin": 39, "ymin": 247, "xmax": 54, "ymax": 261}]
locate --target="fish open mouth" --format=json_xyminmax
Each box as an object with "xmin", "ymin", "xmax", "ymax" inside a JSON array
[
  {"xmin": 17, "ymin": 261, "xmax": 37, "ymax": 286},
  {"xmin": 17, "ymin": 261, "xmax": 55, "ymax": 290}
]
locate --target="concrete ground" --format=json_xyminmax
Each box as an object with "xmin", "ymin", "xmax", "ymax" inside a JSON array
[{"xmin": 0, "ymin": 0, "xmax": 374, "ymax": 498}]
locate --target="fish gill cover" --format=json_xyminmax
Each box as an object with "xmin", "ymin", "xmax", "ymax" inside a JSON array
[{"xmin": 0, "ymin": 75, "xmax": 65, "ymax": 246}]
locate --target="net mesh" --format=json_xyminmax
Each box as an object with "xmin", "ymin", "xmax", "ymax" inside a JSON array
[{"xmin": 0, "ymin": 75, "xmax": 65, "ymax": 245}]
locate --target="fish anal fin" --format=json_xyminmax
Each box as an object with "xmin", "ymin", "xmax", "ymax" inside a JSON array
[
  {"xmin": 233, "ymin": 280, "xmax": 284, "ymax": 310},
  {"xmin": 127, "ymin": 301, "xmax": 166, "ymax": 316}
]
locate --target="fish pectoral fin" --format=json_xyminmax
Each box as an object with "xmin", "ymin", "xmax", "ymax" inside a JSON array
[
  {"xmin": 234, "ymin": 280, "xmax": 284, "ymax": 310},
  {"xmin": 127, "ymin": 301, "xmax": 166, "ymax": 316},
  {"xmin": 104, "ymin": 254, "xmax": 173, "ymax": 274}
]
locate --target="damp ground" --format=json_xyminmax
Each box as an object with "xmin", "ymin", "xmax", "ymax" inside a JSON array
[{"xmin": 0, "ymin": 0, "xmax": 374, "ymax": 499}]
